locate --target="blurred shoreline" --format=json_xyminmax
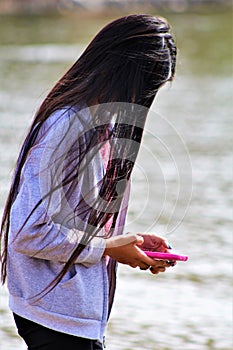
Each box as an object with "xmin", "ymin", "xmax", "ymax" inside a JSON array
[{"xmin": 0, "ymin": 0, "xmax": 232, "ymax": 15}]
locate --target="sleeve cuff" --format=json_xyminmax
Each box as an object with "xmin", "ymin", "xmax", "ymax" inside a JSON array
[{"xmin": 75, "ymin": 234, "xmax": 106, "ymax": 267}]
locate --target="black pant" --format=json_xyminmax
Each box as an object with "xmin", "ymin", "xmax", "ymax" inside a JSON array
[{"xmin": 13, "ymin": 313, "xmax": 103, "ymax": 350}]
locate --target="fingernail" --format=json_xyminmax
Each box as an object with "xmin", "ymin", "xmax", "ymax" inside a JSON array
[{"xmin": 167, "ymin": 243, "xmax": 172, "ymax": 249}]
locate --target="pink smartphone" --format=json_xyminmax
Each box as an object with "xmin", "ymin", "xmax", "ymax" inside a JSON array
[{"xmin": 143, "ymin": 251, "xmax": 188, "ymax": 261}]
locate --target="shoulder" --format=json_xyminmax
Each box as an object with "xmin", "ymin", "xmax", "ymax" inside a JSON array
[
  {"xmin": 36, "ymin": 106, "xmax": 83, "ymax": 144},
  {"xmin": 42, "ymin": 105, "xmax": 92, "ymax": 133},
  {"xmin": 42, "ymin": 106, "xmax": 77, "ymax": 131}
]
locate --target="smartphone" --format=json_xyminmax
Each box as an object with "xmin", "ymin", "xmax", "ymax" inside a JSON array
[{"xmin": 143, "ymin": 251, "xmax": 188, "ymax": 262}]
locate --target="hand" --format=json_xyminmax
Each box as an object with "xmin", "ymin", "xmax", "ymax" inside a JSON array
[
  {"xmin": 136, "ymin": 232, "xmax": 171, "ymax": 253},
  {"xmin": 104, "ymin": 233, "xmax": 174, "ymax": 274},
  {"xmin": 104, "ymin": 234, "xmax": 159, "ymax": 269},
  {"xmin": 136, "ymin": 232, "xmax": 175, "ymax": 273}
]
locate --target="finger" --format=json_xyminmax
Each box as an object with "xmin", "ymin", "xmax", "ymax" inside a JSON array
[
  {"xmin": 139, "ymin": 263, "xmax": 150, "ymax": 270},
  {"xmin": 149, "ymin": 267, "xmax": 159, "ymax": 274},
  {"xmin": 134, "ymin": 235, "xmax": 144, "ymax": 246},
  {"xmin": 129, "ymin": 263, "xmax": 138, "ymax": 268},
  {"xmin": 135, "ymin": 237, "xmax": 144, "ymax": 246},
  {"xmin": 165, "ymin": 260, "xmax": 176, "ymax": 267},
  {"xmin": 165, "ymin": 241, "xmax": 173, "ymax": 250},
  {"xmin": 150, "ymin": 259, "xmax": 167, "ymax": 268},
  {"xmin": 157, "ymin": 239, "xmax": 172, "ymax": 251},
  {"xmin": 153, "ymin": 235, "xmax": 171, "ymax": 249},
  {"xmin": 150, "ymin": 266, "xmax": 166, "ymax": 274}
]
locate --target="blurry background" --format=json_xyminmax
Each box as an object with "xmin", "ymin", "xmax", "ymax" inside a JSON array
[{"xmin": 0, "ymin": 1, "xmax": 232, "ymax": 349}]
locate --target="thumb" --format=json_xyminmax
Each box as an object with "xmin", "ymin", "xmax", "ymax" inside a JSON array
[
  {"xmin": 135, "ymin": 235, "xmax": 144, "ymax": 246},
  {"xmin": 124, "ymin": 233, "xmax": 144, "ymax": 245},
  {"xmin": 106, "ymin": 234, "xmax": 143, "ymax": 248}
]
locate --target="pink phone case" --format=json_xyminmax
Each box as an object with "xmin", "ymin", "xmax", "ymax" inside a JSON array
[{"xmin": 143, "ymin": 251, "xmax": 188, "ymax": 261}]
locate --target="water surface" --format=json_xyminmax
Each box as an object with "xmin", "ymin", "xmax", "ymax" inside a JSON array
[{"xmin": 0, "ymin": 11, "xmax": 232, "ymax": 350}]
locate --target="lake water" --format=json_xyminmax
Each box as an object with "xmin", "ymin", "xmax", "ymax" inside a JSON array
[{"xmin": 0, "ymin": 10, "xmax": 232, "ymax": 350}]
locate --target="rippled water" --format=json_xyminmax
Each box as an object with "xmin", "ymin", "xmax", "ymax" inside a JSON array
[{"xmin": 0, "ymin": 11, "xmax": 232, "ymax": 350}]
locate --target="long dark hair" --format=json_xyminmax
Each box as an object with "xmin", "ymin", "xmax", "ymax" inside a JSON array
[{"xmin": 0, "ymin": 14, "xmax": 176, "ymax": 290}]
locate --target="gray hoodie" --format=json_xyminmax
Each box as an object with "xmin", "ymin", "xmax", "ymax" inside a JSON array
[{"xmin": 7, "ymin": 107, "xmax": 129, "ymax": 341}]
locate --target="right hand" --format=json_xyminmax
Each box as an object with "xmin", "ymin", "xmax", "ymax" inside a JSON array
[{"xmin": 104, "ymin": 234, "xmax": 164, "ymax": 270}]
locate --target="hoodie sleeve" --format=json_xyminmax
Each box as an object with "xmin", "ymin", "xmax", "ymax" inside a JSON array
[{"xmin": 9, "ymin": 108, "xmax": 106, "ymax": 267}]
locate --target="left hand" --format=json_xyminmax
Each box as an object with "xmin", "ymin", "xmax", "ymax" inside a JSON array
[
  {"xmin": 136, "ymin": 233, "xmax": 175, "ymax": 274},
  {"xmin": 136, "ymin": 232, "xmax": 171, "ymax": 253}
]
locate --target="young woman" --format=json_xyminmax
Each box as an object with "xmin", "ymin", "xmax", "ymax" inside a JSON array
[{"xmin": 0, "ymin": 14, "xmax": 177, "ymax": 350}]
